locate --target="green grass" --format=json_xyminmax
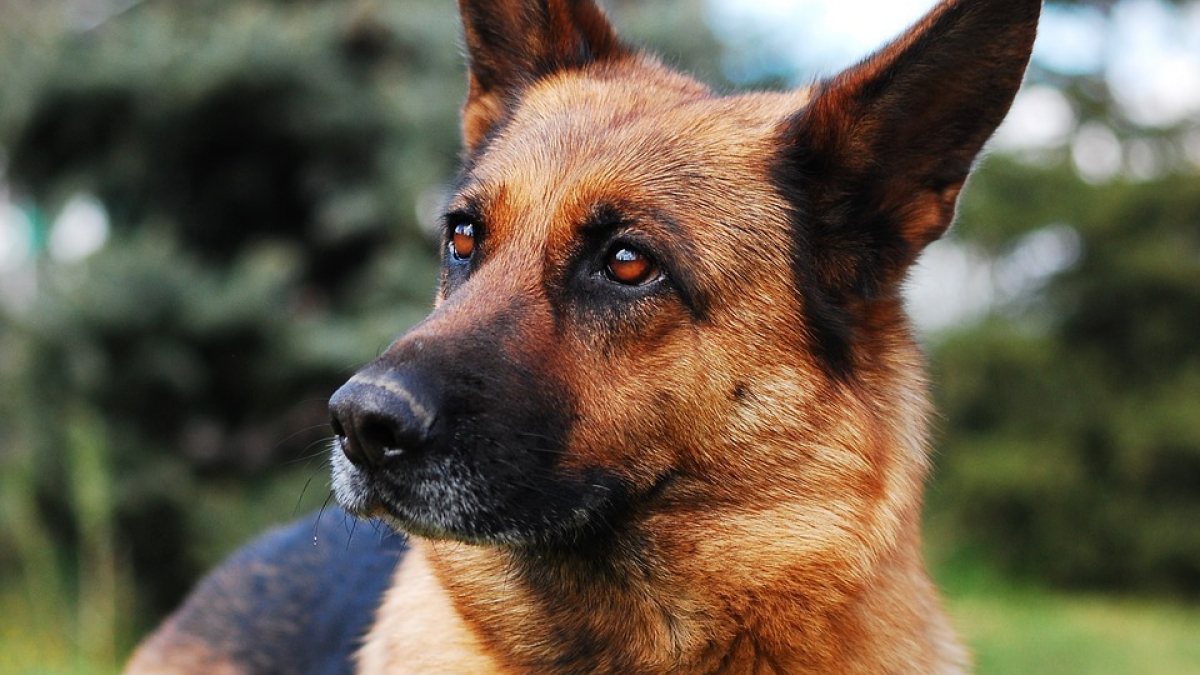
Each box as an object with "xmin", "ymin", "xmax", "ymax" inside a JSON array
[
  {"xmin": 949, "ymin": 585, "xmax": 1200, "ymax": 675},
  {"xmin": 0, "ymin": 587, "xmax": 124, "ymax": 675},
  {"xmin": 934, "ymin": 545, "xmax": 1200, "ymax": 675}
]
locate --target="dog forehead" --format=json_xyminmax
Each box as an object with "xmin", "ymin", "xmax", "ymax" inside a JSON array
[{"xmin": 461, "ymin": 73, "xmax": 811, "ymax": 246}]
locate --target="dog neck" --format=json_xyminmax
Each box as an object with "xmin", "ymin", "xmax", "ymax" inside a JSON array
[{"xmin": 359, "ymin": 521, "xmax": 966, "ymax": 675}]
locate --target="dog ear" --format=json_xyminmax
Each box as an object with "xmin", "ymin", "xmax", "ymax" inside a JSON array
[
  {"xmin": 457, "ymin": 0, "xmax": 627, "ymax": 153},
  {"xmin": 777, "ymin": 0, "xmax": 1041, "ymax": 302}
]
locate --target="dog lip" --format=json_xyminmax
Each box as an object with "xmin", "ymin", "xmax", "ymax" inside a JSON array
[
  {"xmin": 342, "ymin": 461, "xmax": 630, "ymax": 548},
  {"xmin": 334, "ymin": 489, "xmax": 387, "ymax": 520},
  {"xmin": 330, "ymin": 447, "xmax": 389, "ymax": 518}
]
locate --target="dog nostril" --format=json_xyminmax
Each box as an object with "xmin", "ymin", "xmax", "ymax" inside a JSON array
[
  {"xmin": 330, "ymin": 416, "xmax": 347, "ymax": 439},
  {"xmin": 359, "ymin": 415, "xmax": 404, "ymax": 459},
  {"xmin": 330, "ymin": 413, "xmax": 370, "ymax": 467}
]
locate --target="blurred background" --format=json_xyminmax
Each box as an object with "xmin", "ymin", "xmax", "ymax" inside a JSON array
[{"xmin": 0, "ymin": 0, "xmax": 1197, "ymax": 673}]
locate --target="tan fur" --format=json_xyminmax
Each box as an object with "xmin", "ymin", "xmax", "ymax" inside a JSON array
[{"xmin": 359, "ymin": 543, "xmax": 505, "ymax": 674}]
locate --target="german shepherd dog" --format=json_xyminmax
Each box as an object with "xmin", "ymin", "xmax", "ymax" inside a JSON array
[{"xmin": 126, "ymin": 0, "xmax": 1040, "ymax": 673}]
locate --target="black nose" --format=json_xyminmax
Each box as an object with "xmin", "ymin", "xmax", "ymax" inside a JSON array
[{"xmin": 329, "ymin": 375, "xmax": 436, "ymax": 468}]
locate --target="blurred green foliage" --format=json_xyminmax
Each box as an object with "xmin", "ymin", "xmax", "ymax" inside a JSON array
[
  {"xmin": 933, "ymin": 157, "xmax": 1200, "ymax": 595},
  {"xmin": 0, "ymin": 0, "xmax": 1197, "ymax": 672},
  {"xmin": 1, "ymin": 0, "xmax": 459, "ymax": 639}
]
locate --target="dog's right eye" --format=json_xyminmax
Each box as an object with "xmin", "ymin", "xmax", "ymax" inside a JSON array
[
  {"xmin": 604, "ymin": 245, "xmax": 661, "ymax": 286},
  {"xmin": 450, "ymin": 222, "xmax": 476, "ymax": 261}
]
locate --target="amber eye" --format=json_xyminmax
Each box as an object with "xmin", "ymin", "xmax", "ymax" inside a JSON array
[
  {"xmin": 605, "ymin": 246, "xmax": 660, "ymax": 286},
  {"xmin": 450, "ymin": 222, "xmax": 476, "ymax": 261}
]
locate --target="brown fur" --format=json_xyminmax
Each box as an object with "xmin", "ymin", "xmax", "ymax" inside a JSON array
[{"xmin": 126, "ymin": 1, "xmax": 1040, "ymax": 673}]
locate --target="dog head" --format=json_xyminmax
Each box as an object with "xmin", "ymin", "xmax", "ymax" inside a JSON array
[{"xmin": 330, "ymin": 0, "xmax": 1039, "ymax": 564}]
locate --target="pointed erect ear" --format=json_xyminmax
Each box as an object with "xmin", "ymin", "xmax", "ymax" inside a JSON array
[
  {"xmin": 777, "ymin": 0, "xmax": 1041, "ymax": 301},
  {"xmin": 457, "ymin": 0, "xmax": 627, "ymax": 153}
]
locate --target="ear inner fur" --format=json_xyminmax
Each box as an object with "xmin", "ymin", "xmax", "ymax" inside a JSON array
[{"xmin": 774, "ymin": 0, "xmax": 1040, "ymax": 379}]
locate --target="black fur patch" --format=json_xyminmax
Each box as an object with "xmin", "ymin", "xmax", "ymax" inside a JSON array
[
  {"xmin": 160, "ymin": 509, "xmax": 406, "ymax": 675},
  {"xmin": 768, "ymin": 138, "xmax": 867, "ymax": 383}
]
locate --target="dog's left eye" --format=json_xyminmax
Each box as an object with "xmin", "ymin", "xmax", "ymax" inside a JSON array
[
  {"xmin": 604, "ymin": 246, "xmax": 660, "ymax": 286},
  {"xmin": 450, "ymin": 222, "xmax": 476, "ymax": 261}
]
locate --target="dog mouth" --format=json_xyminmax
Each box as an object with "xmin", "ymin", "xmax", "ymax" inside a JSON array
[{"xmin": 330, "ymin": 438, "xmax": 628, "ymax": 547}]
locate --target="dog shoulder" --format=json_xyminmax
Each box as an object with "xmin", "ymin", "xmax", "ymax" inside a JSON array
[{"xmin": 124, "ymin": 508, "xmax": 407, "ymax": 675}]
